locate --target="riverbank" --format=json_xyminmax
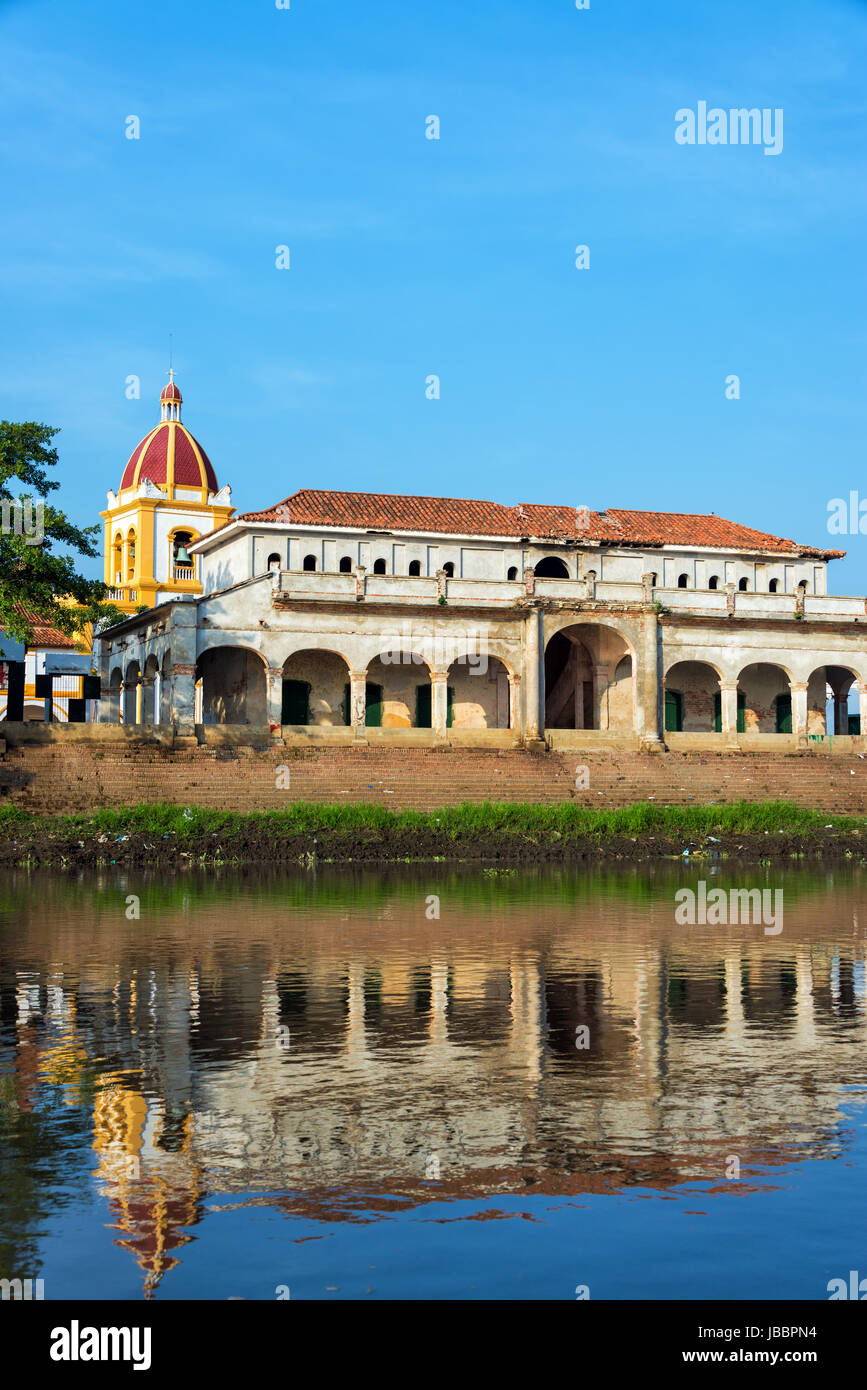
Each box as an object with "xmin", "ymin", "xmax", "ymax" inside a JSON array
[{"xmin": 1, "ymin": 800, "xmax": 866, "ymax": 868}]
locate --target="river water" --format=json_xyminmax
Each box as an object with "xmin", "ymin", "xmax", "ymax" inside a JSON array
[{"xmin": 1, "ymin": 863, "xmax": 865, "ymax": 1301}]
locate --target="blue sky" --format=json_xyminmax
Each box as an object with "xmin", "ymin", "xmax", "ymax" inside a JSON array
[{"xmin": 1, "ymin": 0, "xmax": 865, "ymax": 588}]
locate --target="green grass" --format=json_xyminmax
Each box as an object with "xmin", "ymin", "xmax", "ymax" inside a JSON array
[{"xmin": 0, "ymin": 798, "xmax": 862, "ymax": 842}]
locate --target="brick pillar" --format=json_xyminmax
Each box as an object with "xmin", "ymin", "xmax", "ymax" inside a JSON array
[
  {"xmin": 431, "ymin": 672, "xmax": 449, "ymax": 737},
  {"xmin": 267, "ymin": 665, "xmax": 283, "ymax": 734},
  {"xmin": 721, "ymin": 680, "xmax": 739, "ymax": 745},
  {"xmin": 524, "ymin": 607, "xmax": 543, "ymax": 745},
  {"xmin": 349, "ymin": 669, "xmax": 367, "ymax": 740},
  {"xmin": 858, "ymin": 685, "xmax": 867, "ymax": 736},
  {"xmin": 791, "ymin": 681, "xmax": 808, "ymax": 746}
]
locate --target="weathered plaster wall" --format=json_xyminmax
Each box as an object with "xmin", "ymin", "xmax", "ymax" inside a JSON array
[
  {"xmin": 739, "ymin": 663, "xmax": 789, "ymax": 732},
  {"xmin": 666, "ymin": 661, "xmax": 720, "ymax": 732},
  {"xmin": 447, "ymin": 657, "xmax": 509, "ymax": 729},
  {"xmin": 200, "ymin": 646, "xmax": 267, "ymax": 725},
  {"xmin": 282, "ymin": 649, "xmax": 349, "ymax": 726},
  {"xmin": 366, "ymin": 655, "xmax": 430, "ymax": 727},
  {"xmin": 607, "ymin": 655, "xmax": 634, "ymax": 730}
]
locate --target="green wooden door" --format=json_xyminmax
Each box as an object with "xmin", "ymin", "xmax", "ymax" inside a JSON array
[
  {"xmin": 713, "ymin": 691, "xmax": 722, "ymax": 733},
  {"xmin": 342, "ymin": 683, "xmax": 351, "ymax": 726},
  {"xmin": 365, "ymin": 682, "xmax": 383, "ymax": 727},
  {"xmin": 664, "ymin": 689, "xmax": 683, "ymax": 733},
  {"xmin": 775, "ymin": 693, "xmax": 792, "ymax": 733},
  {"xmin": 737, "ymin": 691, "xmax": 746, "ymax": 733},
  {"xmin": 446, "ymin": 685, "xmax": 455, "ymax": 729},
  {"xmin": 415, "ymin": 684, "xmax": 432, "ymax": 728},
  {"xmin": 282, "ymin": 679, "xmax": 310, "ymax": 725}
]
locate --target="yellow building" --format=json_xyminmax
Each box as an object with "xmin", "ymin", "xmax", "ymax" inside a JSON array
[{"xmin": 100, "ymin": 374, "xmax": 234, "ymax": 615}]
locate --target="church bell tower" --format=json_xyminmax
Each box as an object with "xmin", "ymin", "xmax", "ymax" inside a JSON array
[{"xmin": 101, "ymin": 375, "xmax": 234, "ymax": 614}]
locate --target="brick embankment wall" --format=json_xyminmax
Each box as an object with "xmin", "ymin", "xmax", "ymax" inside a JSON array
[{"xmin": 2, "ymin": 743, "xmax": 867, "ymax": 814}]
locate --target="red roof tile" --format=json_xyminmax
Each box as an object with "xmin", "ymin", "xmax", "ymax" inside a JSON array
[
  {"xmin": 13, "ymin": 605, "xmax": 76, "ymax": 649},
  {"xmin": 211, "ymin": 489, "xmax": 840, "ymax": 559},
  {"xmin": 120, "ymin": 421, "xmax": 218, "ymax": 492}
]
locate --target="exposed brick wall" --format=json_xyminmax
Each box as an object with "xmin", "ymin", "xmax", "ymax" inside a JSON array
[{"xmin": 2, "ymin": 743, "xmax": 867, "ymax": 815}]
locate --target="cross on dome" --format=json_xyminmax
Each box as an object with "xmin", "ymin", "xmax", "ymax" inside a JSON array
[{"xmin": 160, "ymin": 371, "xmax": 183, "ymax": 417}]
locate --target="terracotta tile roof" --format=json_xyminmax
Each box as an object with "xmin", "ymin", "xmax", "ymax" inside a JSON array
[
  {"xmin": 597, "ymin": 509, "xmax": 843, "ymax": 558},
  {"xmin": 209, "ymin": 488, "xmax": 841, "ymax": 559},
  {"xmin": 120, "ymin": 421, "xmax": 218, "ymax": 492},
  {"xmin": 13, "ymin": 604, "xmax": 76, "ymax": 649}
]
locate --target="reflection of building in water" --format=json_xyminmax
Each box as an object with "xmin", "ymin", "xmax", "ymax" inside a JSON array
[
  {"xmin": 92, "ymin": 1079, "xmax": 202, "ymax": 1297},
  {"xmin": 2, "ymin": 889, "xmax": 866, "ymax": 1283}
]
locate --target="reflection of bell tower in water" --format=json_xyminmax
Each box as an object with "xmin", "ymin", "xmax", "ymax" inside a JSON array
[
  {"xmin": 100, "ymin": 374, "xmax": 235, "ymax": 615},
  {"xmin": 92, "ymin": 1080, "xmax": 203, "ymax": 1297}
]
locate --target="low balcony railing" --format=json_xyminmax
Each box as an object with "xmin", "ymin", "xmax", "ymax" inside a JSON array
[
  {"xmin": 268, "ymin": 569, "xmax": 866, "ymax": 621},
  {"xmin": 172, "ymin": 564, "xmax": 196, "ymax": 581}
]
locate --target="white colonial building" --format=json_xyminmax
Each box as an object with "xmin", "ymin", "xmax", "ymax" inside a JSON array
[{"xmin": 95, "ymin": 385, "xmax": 867, "ymax": 749}]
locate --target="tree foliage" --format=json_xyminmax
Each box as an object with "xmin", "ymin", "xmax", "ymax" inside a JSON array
[{"xmin": 0, "ymin": 420, "xmax": 122, "ymax": 645}]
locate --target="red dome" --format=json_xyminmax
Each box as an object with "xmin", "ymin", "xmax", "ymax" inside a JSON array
[
  {"xmin": 160, "ymin": 381, "xmax": 182, "ymax": 402},
  {"xmin": 120, "ymin": 421, "xmax": 218, "ymax": 493}
]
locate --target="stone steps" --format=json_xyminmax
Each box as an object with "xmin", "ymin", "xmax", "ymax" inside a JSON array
[{"xmin": 2, "ymin": 743, "xmax": 867, "ymax": 815}]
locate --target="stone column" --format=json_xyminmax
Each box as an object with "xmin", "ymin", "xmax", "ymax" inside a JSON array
[
  {"xmin": 639, "ymin": 611, "xmax": 662, "ymax": 746},
  {"xmin": 140, "ymin": 674, "xmax": 155, "ymax": 726},
  {"xmin": 524, "ymin": 607, "xmax": 543, "ymax": 745},
  {"xmin": 169, "ymin": 664, "xmax": 196, "ymax": 732},
  {"xmin": 593, "ymin": 664, "xmax": 611, "ymax": 730},
  {"xmin": 431, "ymin": 672, "xmax": 449, "ymax": 738},
  {"xmin": 349, "ymin": 669, "xmax": 368, "ymax": 740},
  {"xmin": 508, "ymin": 673, "xmax": 521, "ymax": 732},
  {"xmin": 266, "ymin": 665, "xmax": 284, "ymax": 734},
  {"xmin": 720, "ymin": 680, "xmax": 739, "ymax": 745},
  {"xmin": 791, "ymin": 681, "xmax": 808, "ymax": 747},
  {"xmin": 168, "ymin": 602, "xmax": 198, "ymax": 734},
  {"xmin": 858, "ymin": 685, "xmax": 867, "ymax": 736}
]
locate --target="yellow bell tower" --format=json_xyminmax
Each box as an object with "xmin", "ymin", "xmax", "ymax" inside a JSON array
[{"xmin": 101, "ymin": 374, "xmax": 234, "ymax": 614}]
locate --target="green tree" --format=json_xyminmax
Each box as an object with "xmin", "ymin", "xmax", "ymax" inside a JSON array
[{"xmin": 0, "ymin": 421, "xmax": 122, "ymax": 645}]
